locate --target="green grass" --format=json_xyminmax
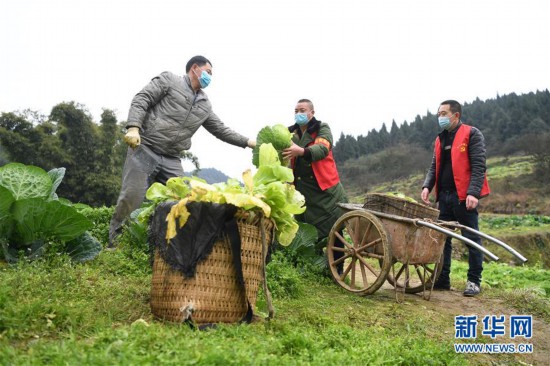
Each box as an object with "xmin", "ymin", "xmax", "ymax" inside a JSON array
[
  {"xmin": 486, "ymin": 155, "xmax": 534, "ymax": 180},
  {"xmin": 2, "ymin": 246, "xmax": 549, "ymax": 365},
  {"xmin": 480, "ymin": 214, "xmax": 550, "ymax": 236},
  {"xmin": 1, "ymin": 250, "xmax": 471, "ymax": 366},
  {"xmin": 451, "ymin": 261, "xmax": 550, "ymax": 308},
  {"xmin": 1, "ymin": 205, "xmax": 549, "ymax": 365}
]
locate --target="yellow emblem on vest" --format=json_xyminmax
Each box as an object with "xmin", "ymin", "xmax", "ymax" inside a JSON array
[{"xmin": 315, "ymin": 137, "xmax": 330, "ymax": 148}]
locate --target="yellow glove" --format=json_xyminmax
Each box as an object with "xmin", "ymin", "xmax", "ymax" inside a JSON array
[
  {"xmin": 124, "ymin": 127, "xmax": 141, "ymax": 148},
  {"xmin": 247, "ymin": 139, "xmax": 256, "ymax": 148}
]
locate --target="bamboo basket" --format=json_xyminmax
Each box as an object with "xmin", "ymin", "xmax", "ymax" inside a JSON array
[
  {"xmin": 150, "ymin": 215, "xmax": 274, "ymax": 324},
  {"xmin": 363, "ymin": 193, "xmax": 439, "ymax": 220}
]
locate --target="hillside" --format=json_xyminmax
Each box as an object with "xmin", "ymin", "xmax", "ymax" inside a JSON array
[
  {"xmin": 184, "ymin": 167, "xmax": 230, "ymax": 184},
  {"xmin": 341, "ymin": 154, "xmax": 549, "ymax": 215}
]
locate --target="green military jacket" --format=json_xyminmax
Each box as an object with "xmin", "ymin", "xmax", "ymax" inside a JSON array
[{"xmin": 290, "ymin": 119, "xmax": 347, "ymax": 238}]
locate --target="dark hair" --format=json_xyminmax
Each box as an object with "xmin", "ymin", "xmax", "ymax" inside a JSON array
[
  {"xmin": 440, "ymin": 99, "xmax": 462, "ymax": 116},
  {"xmin": 185, "ymin": 55, "xmax": 212, "ymax": 73},
  {"xmin": 297, "ymin": 98, "xmax": 314, "ymax": 111}
]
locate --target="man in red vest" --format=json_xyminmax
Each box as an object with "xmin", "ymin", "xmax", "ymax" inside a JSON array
[
  {"xmin": 421, "ymin": 100, "xmax": 490, "ymax": 297},
  {"xmin": 283, "ymin": 99, "xmax": 348, "ymax": 274}
]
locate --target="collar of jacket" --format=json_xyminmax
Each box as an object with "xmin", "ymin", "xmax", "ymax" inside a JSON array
[
  {"xmin": 288, "ymin": 117, "xmax": 321, "ymax": 138},
  {"xmin": 183, "ymin": 74, "xmax": 207, "ymax": 102},
  {"xmin": 439, "ymin": 121, "xmax": 463, "ymax": 139}
]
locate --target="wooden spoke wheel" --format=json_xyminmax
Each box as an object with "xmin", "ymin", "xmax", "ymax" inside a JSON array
[
  {"xmin": 384, "ymin": 259, "xmax": 443, "ymax": 294},
  {"xmin": 327, "ymin": 210, "xmax": 392, "ymax": 295}
]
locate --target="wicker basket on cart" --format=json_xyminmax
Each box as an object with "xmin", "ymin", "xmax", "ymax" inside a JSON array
[
  {"xmin": 362, "ymin": 193, "xmax": 443, "ymax": 264},
  {"xmin": 363, "ymin": 193, "xmax": 439, "ymax": 221},
  {"xmin": 150, "ymin": 212, "xmax": 274, "ymax": 325}
]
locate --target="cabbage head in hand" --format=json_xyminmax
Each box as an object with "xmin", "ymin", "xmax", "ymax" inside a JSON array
[{"xmin": 252, "ymin": 124, "xmax": 293, "ymax": 168}]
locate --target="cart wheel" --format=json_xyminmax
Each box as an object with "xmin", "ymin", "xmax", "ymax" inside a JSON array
[
  {"xmin": 327, "ymin": 210, "xmax": 392, "ymax": 295},
  {"xmin": 384, "ymin": 259, "xmax": 443, "ymax": 294}
]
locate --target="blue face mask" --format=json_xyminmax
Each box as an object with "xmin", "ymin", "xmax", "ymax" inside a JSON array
[
  {"xmin": 438, "ymin": 116, "xmax": 451, "ymax": 130},
  {"xmin": 295, "ymin": 113, "xmax": 309, "ymax": 126},
  {"xmin": 194, "ymin": 68, "xmax": 211, "ymax": 88}
]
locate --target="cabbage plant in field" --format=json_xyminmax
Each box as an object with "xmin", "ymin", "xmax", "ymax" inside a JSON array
[{"xmin": 0, "ymin": 163, "xmax": 101, "ymax": 263}]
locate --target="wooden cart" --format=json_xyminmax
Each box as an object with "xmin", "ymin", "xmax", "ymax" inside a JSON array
[{"xmin": 326, "ymin": 194, "xmax": 527, "ymax": 301}]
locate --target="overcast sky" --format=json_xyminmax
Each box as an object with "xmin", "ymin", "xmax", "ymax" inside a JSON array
[{"xmin": 2, "ymin": 0, "xmax": 549, "ymax": 178}]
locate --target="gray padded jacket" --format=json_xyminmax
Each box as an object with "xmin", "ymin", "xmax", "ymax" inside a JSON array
[{"xmin": 125, "ymin": 72, "xmax": 249, "ymax": 157}]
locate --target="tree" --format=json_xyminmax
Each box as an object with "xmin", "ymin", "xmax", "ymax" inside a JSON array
[
  {"xmin": 182, "ymin": 151, "xmax": 200, "ymax": 176},
  {"xmin": 0, "ymin": 112, "xmax": 37, "ymax": 165},
  {"xmin": 78, "ymin": 109, "xmax": 127, "ymax": 206},
  {"xmin": 520, "ymin": 132, "xmax": 550, "ymax": 183},
  {"xmin": 333, "ymin": 132, "xmax": 347, "ymax": 163},
  {"xmin": 50, "ymin": 102, "xmax": 100, "ymax": 204},
  {"xmin": 378, "ymin": 123, "xmax": 390, "ymax": 149},
  {"xmin": 389, "ymin": 120, "xmax": 400, "ymax": 146},
  {"xmin": 97, "ymin": 109, "xmax": 120, "ymax": 174}
]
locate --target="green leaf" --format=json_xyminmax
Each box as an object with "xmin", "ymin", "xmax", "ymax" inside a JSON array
[
  {"xmin": 0, "ymin": 186, "xmax": 15, "ymax": 238},
  {"xmin": 166, "ymin": 177, "xmax": 191, "ymax": 198},
  {"xmin": 11, "ymin": 198, "xmax": 92, "ymax": 245},
  {"xmin": 259, "ymin": 143, "xmax": 280, "ymax": 166},
  {"xmin": 275, "ymin": 217, "xmax": 300, "ymax": 246},
  {"xmin": 252, "ymin": 124, "xmax": 292, "ymax": 167},
  {"xmin": 146, "ymin": 182, "xmax": 179, "ymax": 202},
  {"xmin": 64, "ymin": 231, "xmax": 102, "ymax": 263},
  {"xmin": 254, "ymin": 165, "xmax": 294, "ymax": 186},
  {"xmin": 128, "ymin": 208, "xmax": 150, "ymax": 247},
  {"xmin": 47, "ymin": 167, "xmax": 66, "ymax": 200},
  {"xmin": 287, "ymin": 222, "xmax": 319, "ymax": 258},
  {"xmin": 291, "ymin": 222, "xmax": 318, "ymax": 246},
  {"xmin": 1, "ymin": 239, "xmax": 47, "ymax": 263},
  {"xmin": 284, "ymin": 185, "xmax": 306, "ymax": 215},
  {"xmin": 0, "ymin": 162, "xmax": 52, "ymax": 200}
]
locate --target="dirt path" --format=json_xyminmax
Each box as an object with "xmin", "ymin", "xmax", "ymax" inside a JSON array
[{"xmin": 375, "ymin": 286, "xmax": 550, "ymax": 365}]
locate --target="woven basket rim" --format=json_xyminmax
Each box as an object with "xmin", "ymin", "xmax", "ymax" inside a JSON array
[
  {"xmin": 363, "ymin": 193, "xmax": 439, "ymax": 219},
  {"xmin": 365, "ymin": 193, "xmax": 438, "ymax": 210}
]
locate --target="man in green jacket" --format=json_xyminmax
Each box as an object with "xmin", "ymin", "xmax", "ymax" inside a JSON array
[
  {"xmin": 283, "ymin": 99, "xmax": 347, "ymax": 272},
  {"xmin": 109, "ymin": 55, "xmax": 256, "ymax": 247}
]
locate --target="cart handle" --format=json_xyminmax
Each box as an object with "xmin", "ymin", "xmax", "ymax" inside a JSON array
[
  {"xmin": 416, "ymin": 220, "xmax": 500, "ymax": 261},
  {"xmin": 438, "ymin": 221, "xmax": 528, "ymax": 263}
]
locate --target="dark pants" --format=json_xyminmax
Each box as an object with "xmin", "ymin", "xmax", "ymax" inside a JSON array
[{"xmin": 438, "ymin": 191, "xmax": 484, "ymax": 285}]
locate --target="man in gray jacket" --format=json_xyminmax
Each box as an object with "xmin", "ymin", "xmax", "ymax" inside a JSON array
[{"xmin": 109, "ymin": 55, "xmax": 256, "ymax": 247}]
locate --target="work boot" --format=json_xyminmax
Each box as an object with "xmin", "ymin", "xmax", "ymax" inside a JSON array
[{"xmin": 463, "ymin": 281, "xmax": 481, "ymax": 297}]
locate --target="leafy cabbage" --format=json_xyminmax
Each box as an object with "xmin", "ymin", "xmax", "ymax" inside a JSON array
[
  {"xmin": 252, "ymin": 124, "xmax": 293, "ymax": 168},
  {"xmin": 144, "ymin": 143, "xmax": 305, "ymax": 246},
  {"xmin": 0, "ymin": 163, "xmax": 99, "ymax": 263}
]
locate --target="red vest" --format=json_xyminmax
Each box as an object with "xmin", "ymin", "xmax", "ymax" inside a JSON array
[
  {"xmin": 291, "ymin": 131, "xmax": 340, "ymax": 191},
  {"xmin": 434, "ymin": 124, "xmax": 490, "ymax": 201}
]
